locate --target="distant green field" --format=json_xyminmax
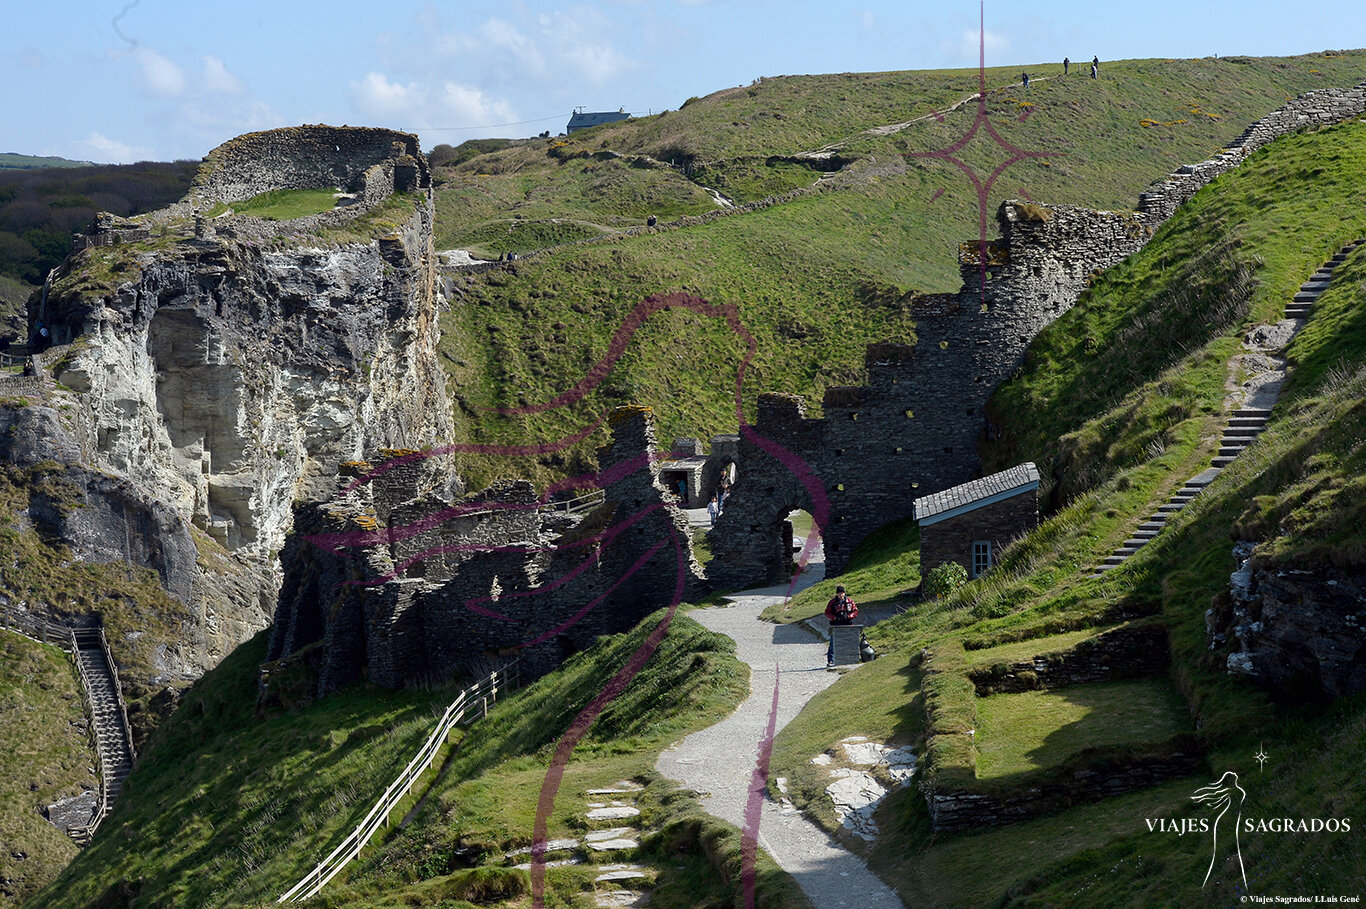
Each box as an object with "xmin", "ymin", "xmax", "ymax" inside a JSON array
[{"xmin": 0, "ymin": 153, "xmax": 95, "ymax": 170}]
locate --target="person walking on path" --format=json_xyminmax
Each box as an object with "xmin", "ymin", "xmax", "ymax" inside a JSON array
[
  {"xmin": 1092, "ymin": 54, "xmax": 1100, "ymax": 74},
  {"xmin": 824, "ymin": 585, "xmax": 858, "ymax": 667},
  {"xmin": 1064, "ymin": 56, "xmax": 1070, "ymax": 76},
  {"xmin": 707, "ymin": 494, "xmax": 719, "ymax": 526},
  {"xmin": 1091, "ymin": 62, "xmax": 1098, "ymax": 79},
  {"xmin": 1021, "ymin": 71, "xmax": 1030, "ymax": 90}
]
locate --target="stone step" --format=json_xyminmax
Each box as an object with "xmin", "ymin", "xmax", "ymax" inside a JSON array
[
  {"xmin": 1131, "ymin": 529, "xmax": 1161, "ymax": 540},
  {"xmin": 1211, "ymin": 456, "xmax": 1238, "ymax": 468},
  {"xmin": 1122, "ymin": 539, "xmax": 1149, "ymax": 550},
  {"xmin": 1232, "ymin": 408, "xmax": 1272, "ymax": 417},
  {"xmin": 1292, "ymin": 292, "xmax": 1320, "ymax": 303},
  {"xmin": 1284, "ymin": 304, "xmax": 1314, "ymax": 314},
  {"xmin": 1101, "ymin": 555, "xmax": 1128, "ymax": 565},
  {"xmin": 1138, "ymin": 521, "xmax": 1167, "ymax": 533},
  {"xmin": 1299, "ymin": 280, "xmax": 1331, "ymax": 290},
  {"xmin": 1217, "ymin": 446, "xmax": 1247, "ymax": 457}
]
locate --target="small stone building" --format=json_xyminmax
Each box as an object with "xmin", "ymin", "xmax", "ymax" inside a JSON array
[{"xmin": 914, "ymin": 463, "xmax": 1040, "ymax": 578}]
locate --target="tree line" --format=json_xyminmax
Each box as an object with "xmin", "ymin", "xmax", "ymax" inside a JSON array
[{"xmin": 0, "ymin": 161, "xmax": 198, "ymax": 287}]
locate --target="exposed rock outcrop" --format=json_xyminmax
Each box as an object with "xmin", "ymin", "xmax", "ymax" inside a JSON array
[
  {"xmin": 11, "ymin": 126, "xmax": 451, "ymax": 693},
  {"xmin": 1216, "ymin": 543, "xmax": 1366, "ymax": 697}
]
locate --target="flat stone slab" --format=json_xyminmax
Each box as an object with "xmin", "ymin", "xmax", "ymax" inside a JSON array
[
  {"xmin": 586, "ymin": 805, "xmax": 641, "ymax": 821},
  {"xmin": 585, "ymin": 837, "xmax": 639, "ymax": 852},
  {"xmin": 506, "ymin": 837, "xmax": 579, "ymax": 858},
  {"xmin": 585, "ymin": 828, "xmax": 639, "ymax": 851},
  {"xmin": 594, "ymin": 891, "xmax": 652, "ymax": 908},
  {"xmin": 595, "ymin": 864, "xmax": 649, "ymax": 882},
  {"xmin": 586, "ymin": 785, "xmax": 645, "ymax": 795},
  {"xmin": 514, "ymin": 857, "xmax": 582, "ymax": 870}
]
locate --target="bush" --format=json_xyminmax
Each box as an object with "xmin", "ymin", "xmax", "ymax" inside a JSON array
[{"xmin": 924, "ymin": 561, "xmax": 968, "ymax": 598}]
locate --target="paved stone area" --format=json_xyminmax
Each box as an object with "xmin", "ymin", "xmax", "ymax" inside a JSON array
[{"xmin": 657, "ymin": 548, "xmax": 904, "ymax": 908}]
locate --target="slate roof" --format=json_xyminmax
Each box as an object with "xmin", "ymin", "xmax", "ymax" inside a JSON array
[
  {"xmin": 913, "ymin": 462, "xmax": 1040, "ymax": 523},
  {"xmin": 566, "ymin": 110, "xmax": 630, "ymax": 132}
]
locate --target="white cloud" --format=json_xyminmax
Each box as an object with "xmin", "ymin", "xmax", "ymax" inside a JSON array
[
  {"xmin": 438, "ymin": 82, "xmax": 515, "ymax": 125},
  {"xmin": 349, "ymin": 72, "xmax": 515, "ymax": 129},
  {"xmin": 952, "ymin": 28, "xmax": 1009, "ymax": 63},
  {"xmin": 202, "ymin": 55, "xmax": 245, "ymax": 94},
  {"xmin": 859, "ymin": 10, "xmax": 876, "ymax": 30},
  {"xmin": 351, "ymin": 71, "xmax": 420, "ymax": 119},
  {"xmin": 133, "ymin": 45, "xmax": 186, "ymax": 98},
  {"xmin": 73, "ymin": 131, "xmax": 156, "ymax": 164}
]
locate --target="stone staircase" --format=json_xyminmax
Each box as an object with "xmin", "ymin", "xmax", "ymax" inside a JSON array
[
  {"xmin": 1092, "ymin": 239, "xmax": 1363, "ymax": 576},
  {"xmin": 71, "ymin": 628, "xmax": 136, "ymax": 842}
]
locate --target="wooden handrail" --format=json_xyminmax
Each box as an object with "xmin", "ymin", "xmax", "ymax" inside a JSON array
[{"xmin": 279, "ymin": 661, "xmax": 521, "ymax": 903}]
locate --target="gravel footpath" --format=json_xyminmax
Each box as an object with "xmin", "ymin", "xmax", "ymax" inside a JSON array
[{"xmin": 656, "ymin": 556, "xmax": 904, "ymax": 908}]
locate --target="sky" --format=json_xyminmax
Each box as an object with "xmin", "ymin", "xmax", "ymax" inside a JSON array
[{"xmin": 3, "ymin": 1, "xmax": 1361, "ymax": 163}]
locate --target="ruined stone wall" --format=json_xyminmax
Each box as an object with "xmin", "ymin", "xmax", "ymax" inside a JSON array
[
  {"xmin": 192, "ymin": 125, "xmax": 430, "ymax": 205},
  {"xmin": 708, "ymin": 82, "xmax": 1366, "ymax": 589},
  {"xmin": 267, "ymin": 407, "xmax": 706, "ymax": 695}
]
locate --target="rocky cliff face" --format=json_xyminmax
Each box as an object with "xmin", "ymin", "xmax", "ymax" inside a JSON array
[
  {"xmin": 1213, "ymin": 542, "xmax": 1366, "ymax": 698},
  {"xmin": 12, "ymin": 126, "xmax": 452, "ymax": 687}
]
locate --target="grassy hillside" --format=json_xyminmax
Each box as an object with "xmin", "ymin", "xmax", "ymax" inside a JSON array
[
  {"xmin": 766, "ymin": 116, "xmax": 1366, "ymax": 905},
  {"xmin": 0, "ymin": 630, "xmax": 89, "ymax": 908},
  {"xmin": 34, "ymin": 611, "xmax": 811, "ymax": 909},
  {"xmin": 432, "ymin": 51, "xmax": 1366, "ymax": 490}
]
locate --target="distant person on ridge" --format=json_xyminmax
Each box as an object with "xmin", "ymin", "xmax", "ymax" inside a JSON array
[
  {"xmin": 1091, "ymin": 62, "xmax": 1098, "ymax": 79},
  {"xmin": 1064, "ymin": 56, "xmax": 1070, "ymax": 76},
  {"xmin": 824, "ymin": 585, "xmax": 858, "ymax": 667},
  {"xmin": 1092, "ymin": 55, "xmax": 1100, "ymax": 73},
  {"xmin": 1022, "ymin": 71, "xmax": 1029, "ymax": 89}
]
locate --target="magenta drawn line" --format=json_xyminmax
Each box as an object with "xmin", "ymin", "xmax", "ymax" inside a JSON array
[
  {"xmin": 905, "ymin": 1, "xmax": 1058, "ymax": 302},
  {"xmin": 742, "ymin": 662, "xmax": 781, "ymax": 909},
  {"xmin": 529, "ymin": 536, "xmax": 687, "ymax": 908}
]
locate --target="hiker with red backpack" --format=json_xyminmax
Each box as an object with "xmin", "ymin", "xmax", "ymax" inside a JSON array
[{"xmin": 825, "ymin": 585, "xmax": 858, "ymax": 667}]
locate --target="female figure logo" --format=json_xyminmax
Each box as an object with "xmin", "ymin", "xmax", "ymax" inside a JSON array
[{"xmin": 1191, "ymin": 771, "xmax": 1248, "ymax": 889}]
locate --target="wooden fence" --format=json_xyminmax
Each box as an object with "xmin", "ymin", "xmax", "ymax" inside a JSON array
[{"xmin": 278, "ymin": 660, "xmax": 522, "ymax": 903}]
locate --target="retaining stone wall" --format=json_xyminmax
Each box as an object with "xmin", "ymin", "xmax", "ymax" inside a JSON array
[
  {"xmin": 967, "ymin": 624, "xmax": 1169, "ymax": 695},
  {"xmin": 925, "ymin": 746, "xmax": 1201, "ymax": 832}
]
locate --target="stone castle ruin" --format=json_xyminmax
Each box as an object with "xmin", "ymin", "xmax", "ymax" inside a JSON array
[
  {"xmin": 264, "ymin": 406, "xmax": 705, "ymax": 697},
  {"xmin": 707, "ymin": 81, "xmax": 1366, "ymax": 590}
]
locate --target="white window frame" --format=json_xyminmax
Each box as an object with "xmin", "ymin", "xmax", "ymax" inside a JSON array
[{"xmin": 971, "ymin": 540, "xmax": 993, "ymax": 578}]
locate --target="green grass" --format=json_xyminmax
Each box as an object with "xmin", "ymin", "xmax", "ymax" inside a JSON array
[
  {"xmin": 232, "ymin": 187, "xmax": 339, "ymax": 220},
  {"xmin": 35, "ymin": 611, "xmax": 812, "ymax": 909},
  {"xmin": 760, "ymin": 516, "xmax": 920, "ymax": 624},
  {"xmin": 0, "ymin": 462, "xmax": 216, "ymax": 744},
  {"xmin": 33, "ymin": 630, "xmax": 465, "ymax": 909},
  {"xmin": 974, "ymin": 680, "xmax": 1193, "ymax": 780},
  {"xmin": 0, "ymin": 630, "xmax": 89, "ymax": 909}
]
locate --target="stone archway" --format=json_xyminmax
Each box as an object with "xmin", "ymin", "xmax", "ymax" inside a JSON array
[{"xmin": 705, "ymin": 476, "xmax": 815, "ymax": 592}]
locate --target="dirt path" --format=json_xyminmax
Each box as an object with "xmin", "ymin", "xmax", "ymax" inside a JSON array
[{"xmin": 656, "ymin": 552, "xmax": 904, "ymax": 908}]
